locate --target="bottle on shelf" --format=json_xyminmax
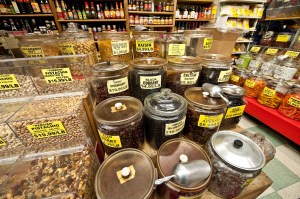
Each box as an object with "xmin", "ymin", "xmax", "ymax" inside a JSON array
[
  {"xmin": 84, "ymin": 1, "xmax": 91, "ymax": 19},
  {"xmin": 55, "ymin": 0, "xmax": 63, "ymax": 19},
  {"xmin": 51, "ymin": 20, "xmax": 56, "ymax": 30},
  {"xmin": 19, "ymin": 19, "xmax": 27, "ymax": 30},
  {"xmin": 61, "ymin": 0, "xmax": 68, "ymax": 19},
  {"xmin": 120, "ymin": 2, "xmax": 124, "ymax": 19},
  {"xmin": 115, "ymin": 2, "xmax": 120, "ymax": 19},
  {"xmin": 97, "ymin": 4, "xmax": 104, "ymax": 19},
  {"xmin": 31, "ymin": 0, "xmax": 41, "ymax": 13},
  {"xmin": 183, "ymin": 6, "xmax": 188, "ymax": 19},
  {"xmin": 16, "ymin": 0, "xmax": 26, "ymax": 14},
  {"xmin": 104, "ymin": 3, "xmax": 109, "ymax": 19},
  {"xmin": 24, "ymin": 0, "xmax": 34, "ymax": 14},
  {"xmin": 39, "ymin": 0, "xmax": 47, "ymax": 13},
  {"xmin": 9, "ymin": 19, "xmax": 17, "ymax": 30},
  {"xmin": 132, "ymin": 0, "xmax": 136, "ymax": 11},
  {"xmin": 8, "ymin": 1, "xmax": 16, "ymax": 14},
  {"xmin": 32, "ymin": 18, "xmax": 40, "ymax": 33},
  {"xmin": 82, "ymin": 5, "xmax": 87, "ymax": 19},
  {"xmin": 128, "ymin": 0, "xmax": 132, "ymax": 11},
  {"xmin": 67, "ymin": 6, "xmax": 73, "ymax": 19},
  {"xmin": 110, "ymin": 3, "xmax": 116, "ymax": 19},
  {"xmin": 90, "ymin": 2, "xmax": 96, "ymax": 19},
  {"xmin": 190, "ymin": 6, "xmax": 195, "ymax": 19},
  {"xmin": 44, "ymin": 0, "xmax": 51, "ymax": 13},
  {"xmin": 77, "ymin": 6, "xmax": 83, "ymax": 19},
  {"xmin": 72, "ymin": 6, "xmax": 78, "ymax": 19},
  {"xmin": 158, "ymin": 2, "xmax": 162, "ymax": 12},
  {"xmin": 24, "ymin": 19, "xmax": 32, "ymax": 32}
]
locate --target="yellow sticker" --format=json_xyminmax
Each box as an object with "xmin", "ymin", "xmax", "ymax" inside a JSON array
[
  {"xmin": 99, "ymin": 131, "xmax": 122, "ymax": 148},
  {"xmin": 265, "ymin": 48, "xmax": 278, "ymax": 55},
  {"xmin": 41, "ymin": 68, "xmax": 73, "ymax": 84},
  {"xmin": 276, "ymin": 35, "xmax": 291, "ymax": 42},
  {"xmin": 111, "ymin": 40, "xmax": 130, "ymax": 55},
  {"xmin": 107, "ymin": 77, "xmax": 129, "ymax": 94},
  {"xmin": 165, "ymin": 117, "xmax": 186, "ymax": 136},
  {"xmin": 225, "ymin": 105, "xmax": 246, "ymax": 119},
  {"xmin": 198, "ymin": 114, "xmax": 223, "ymax": 128},
  {"xmin": 0, "ymin": 74, "xmax": 21, "ymax": 91},
  {"xmin": 168, "ymin": 44, "xmax": 186, "ymax": 56},
  {"xmin": 212, "ymin": 7, "xmax": 217, "ymax": 15},
  {"xmin": 242, "ymin": 178, "xmax": 254, "ymax": 188},
  {"xmin": 0, "ymin": 137, "xmax": 6, "ymax": 147},
  {"xmin": 250, "ymin": 46, "xmax": 261, "ymax": 53},
  {"xmin": 21, "ymin": 47, "xmax": 45, "ymax": 58},
  {"xmin": 262, "ymin": 87, "xmax": 276, "ymax": 97},
  {"xmin": 258, "ymin": 9, "xmax": 263, "ymax": 17},
  {"xmin": 244, "ymin": 79, "xmax": 256, "ymax": 88},
  {"xmin": 298, "ymin": 36, "xmax": 300, "ymax": 41},
  {"xmin": 285, "ymin": 51, "xmax": 300, "ymax": 59},
  {"xmin": 203, "ymin": 38, "xmax": 213, "ymax": 50},
  {"xmin": 59, "ymin": 44, "xmax": 76, "ymax": 55},
  {"xmin": 287, "ymin": 97, "xmax": 300, "ymax": 108},
  {"xmin": 180, "ymin": 72, "xmax": 199, "ymax": 85},
  {"xmin": 218, "ymin": 69, "xmax": 232, "ymax": 82},
  {"xmin": 230, "ymin": 75, "xmax": 240, "ymax": 82},
  {"xmin": 231, "ymin": 8, "xmax": 238, "ymax": 17},
  {"xmin": 116, "ymin": 165, "xmax": 136, "ymax": 184},
  {"xmin": 27, "ymin": 121, "xmax": 67, "ymax": 139},
  {"xmin": 136, "ymin": 40, "xmax": 154, "ymax": 52},
  {"xmin": 140, "ymin": 75, "xmax": 161, "ymax": 89}
]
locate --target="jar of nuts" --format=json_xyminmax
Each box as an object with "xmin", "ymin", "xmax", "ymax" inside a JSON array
[
  {"xmin": 96, "ymin": 32, "xmax": 132, "ymax": 63},
  {"xmin": 91, "ymin": 62, "xmax": 130, "ymax": 105},
  {"xmin": 94, "ymin": 96, "xmax": 144, "ymax": 155},
  {"xmin": 163, "ymin": 32, "xmax": 187, "ymax": 58}
]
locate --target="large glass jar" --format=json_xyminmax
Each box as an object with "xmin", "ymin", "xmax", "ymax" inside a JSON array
[
  {"xmin": 132, "ymin": 31, "xmax": 164, "ymax": 58},
  {"xmin": 183, "ymin": 87, "xmax": 227, "ymax": 146},
  {"xmin": 94, "ymin": 96, "xmax": 144, "ymax": 155},
  {"xmin": 144, "ymin": 89, "xmax": 187, "ymax": 149},
  {"xmin": 198, "ymin": 54, "xmax": 232, "ymax": 86},
  {"xmin": 96, "ymin": 32, "xmax": 132, "ymax": 63},
  {"xmin": 229, "ymin": 67, "xmax": 249, "ymax": 87},
  {"xmin": 273, "ymin": 57, "xmax": 298, "ymax": 81},
  {"xmin": 278, "ymin": 84, "xmax": 300, "ymax": 120},
  {"xmin": 219, "ymin": 84, "xmax": 247, "ymax": 130},
  {"xmin": 248, "ymin": 54, "xmax": 264, "ymax": 72},
  {"xmin": 163, "ymin": 32, "xmax": 187, "ymax": 58},
  {"xmin": 58, "ymin": 23, "xmax": 98, "ymax": 62},
  {"xmin": 259, "ymin": 57, "xmax": 278, "ymax": 78},
  {"xmin": 184, "ymin": 30, "xmax": 213, "ymax": 57},
  {"xmin": 206, "ymin": 131, "xmax": 265, "ymax": 199},
  {"xmin": 236, "ymin": 51, "xmax": 253, "ymax": 69},
  {"xmin": 167, "ymin": 56, "xmax": 202, "ymax": 96},
  {"xmin": 129, "ymin": 57, "xmax": 167, "ymax": 102},
  {"xmin": 91, "ymin": 62, "xmax": 130, "ymax": 105},
  {"xmin": 95, "ymin": 149, "xmax": 156, "ymax": 199},
  {"xmin": 243, "ymin": 72, "xmax": 267, "ymax": 98},
  {"xmin": 273, "ymin": 32, "xmax": 295, "ymax": 48}
]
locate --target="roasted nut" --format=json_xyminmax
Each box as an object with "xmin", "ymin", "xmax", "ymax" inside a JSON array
[{"xmin": 0, "ymin": 124, "xmax": 24, "ymax": 157}]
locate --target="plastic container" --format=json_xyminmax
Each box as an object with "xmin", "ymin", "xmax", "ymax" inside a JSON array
[
  {"xmin": 97, "ymin": 32, "xmax": 132, "ymax": 62},
  {"xmin": 206, "ymin": 131, "xmax": 265, "ymax": 199},
  {"xmin": 163, "ymin": 32, "xmax": 187, "ymax": 58},
  {"xmin": 278, "ymin": 83, "xmax": 300, "ymax": 120},
  {"xmin": 229, "ymin": 67, "xmax": 249, "ymax": 87},
  {"xmin": 0, "ymin": 99, "xmax": 27, "ymax": 123},
  {"xmin": 94, "ymin": 96, "xmax": 144, "ymax": 155},
  {"xmin": 167, "ymin": 56, "xmax": 202, "ymax": 96},
  {"xmin": 273, "ymin": 32, "xmax": 294, "ymax": 48},
  {"xmin": 156, "ymin": 139, "xmax": 212, "ymax": 199},
  {"xmin": 236, "ymin": 51, "xmax": 253, "ymax": 69},
  {"xmin": 129, "ymin": 57, "xmax": 167, "ymax": 102},
  {"xmin": 95, "ymin": 149, "xmax": 156, "ymax": 199},
  {"xmin": 184, "ymin": 30, "xmax": 213, "ymax": 57},
  {"xmin": 0, "ymin": 155, "xmax": 20, "ymax": 194},
  {"xmin": 144, "ymin": 89, "xmax": 187, "ymax": 149},
  {"xmin": 91, "ymin": 62, "xmax": 130, "ymax": 104},
  {"xmin": 243, "ymin": 72, "xmax": 268, "ymax": 98},
  {"xmin": 183, "ymin": 87, "xmax": 227, "ymax": 146}
]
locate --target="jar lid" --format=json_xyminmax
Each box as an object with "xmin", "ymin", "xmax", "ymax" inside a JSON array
[
  {"xmin": 60, "ymin": 22, "xmax": 91, "ymax": 38},
  {"xmin": 168, "ymin": 56, "xmax": 202, "ymax": 68},
  {"xmin": 94, "ymin": 96, "xmax": 143, "ymax": 125},
  {"xmin": 144, "ymin": 89, "xmax": 187, "ymax": 117},
  {"xmin": 132, "ymin": 31, "xmax": 164, "ymax": 35},
  {"xmin": 95, "ymin": 149, "xmax": 156, "ymax": 199},
  {"xmin": 184, "ymin": 87, "xmax": 227, "ymax": 110},
  {"xmin": 92, "ymin": 62, "xmax": 128, "ymax": 76},
  {"xmin": 220, "ymin": 84, "xmax": 246, "ymax": 97},
  {"xmin": 210, "ymin": 131, "xmax": 265, "ymax": 171},
  {"xmin": 199, "ymin": 54, "xmax": 232, "ymax": 63},
  {"xmin": 130, "ymin": 57, "xmax": 168, "ymax": 69}
]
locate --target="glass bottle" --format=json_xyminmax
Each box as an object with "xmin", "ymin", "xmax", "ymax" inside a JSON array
[
  {"xmin": 16, "ymin": 0, "xmax": 26, "ymax": 14},
  {"xmin": 81, "ymin": 6, "xmax": 87, "ymax": 19},
  {"xmin": 44, "ymin": 0, "xmax": 51, "ymax": 13},
  {"xmin": 67, "ymin": 6, "xmax": 73, "ymax": 19},
  {"xmin": 115, "ymin": 2, "xmax": 120, "ymax": 19},
  {"xmin": 90, "ymin": 2, "xmax": 96, "ymax": 19},
  {"xmin": 104, "ymin": 3, "xmax": 109, "ymax": 19},
  {"xmin": 183, "ymin": 6, "xmax": 188, "ymax": 19},
  {"xmin": 31, "ymin": 0, "xmax": 41, "ymax": 13},
  {"xmin": 55, "ymin": 0, "xmax": 63, "ymax": 19},
  {"xmin": 77, "ymin": 6, "xmax": 83, "ymax": 19},
  {"xmin": 72, "ymin": 6, "xmax": 78, "ymax": 19},
  {"xmin": 120, "ymin": 2, "xmax": 124, "ymax": 19},
  {"xmin": 39, "ymin": 0, "xmax": 46, "ymax": 13},
  {"xmin": 24, "ymin": 0, "xmax": 33, "ymax": 14},
  {"xmin": 84, "ymin": 1, "xmax": 91, "ymax": 19},
  {"xmin": 110, "ymin": 3, "xmax": 116, "ymax": 19}
]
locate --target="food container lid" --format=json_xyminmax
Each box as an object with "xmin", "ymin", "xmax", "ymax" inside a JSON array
[
  {"xmin": 60, "ymin": 22, "xmax": 91, "ymax": 38},
  {"xmin": 132, "ymin": 31, "xmax": 164, "ymax": 35},
  {"xmin": 168, "ymin": 56, "xmax": 202, "ymax": 69},
  {"xmin": 130, "ymin": 57, "xmax": 168, "ymax": 69},
  {"xmin": 95, "ymin": 149, "xmax": 156, "ymax": 199},
  {"xmin": 144, "ymin": 88, "xmax": 187, "ymax": 117},
  {"xmin": 220, "ymin": 84, "xmax": 246, "ymax": 97},
  {"xmin": 211, "ymin": 131, "xmax": 265, "ymax": 171},
  {"xmin": 94, "ymin": 96, "xmax": 143, "ymax": 125},
  {"xmin": 92, "ymin": 62, "xmax": 128, "ymax": 76},
  {"xmin": 184, "ymin": 87, "xmax": 227, "ymax": 110},
  {"xmin": 199, "ymin": 54, "xmax": 232, "ymax": 64}
]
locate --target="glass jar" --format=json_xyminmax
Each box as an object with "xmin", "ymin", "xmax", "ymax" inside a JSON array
[
  {"xmin": 260, "ymin": 57, "xmax": 280, "ymax": 77},
  {"xmin": 260, "ymin": 31, "xmax": 276, "ymax": 46},
  {"xmin": 18, "ymin": 35, "xmax": 60, "ymax": 57},
  {"xmin": 129, "ymin": 57, "xmax": 167, "ymax": 102},
  {"xmin": 144, "ymin": 89, "xmax": 187, "ymax": 149},
  {"xmin": 91, "ymin": 62, "xmax": 130, "ymax": 104},
  {"xmin": 206, "ymin": 131, "xmax": 265, "ymax": 199},
  {"xmin": 156, "ymin": 139, "xmax": 212, "ymax": 199},
  {"xmin": 94, "ymin": 96, "xmax": 144, "ymax": 155},
  {"xmin": 248, "ymin": 54, "xmax": 264, "ymax": 72},
  {"xmin": 163, "ymin": 33, "xmax": 187, "ymax": 58},
  {"xmin": 257, "ymin": 79, "xmax": 290, "ymax": 108},
  {"xmin": 184, "ymin": 30, "xmax": 213, "ymax": 57},
  {"xmin": 273, "ymin": 32, "xmax": 295, "ymax": 48},
  {"xmin": 58, "ymin": 23, "xmax": 98, "ymax": 62},
  {"xmin": 183, "ymin": 87, "xmax": 227, "ymax": 146},
  {"xmin": 198, "ymin": 54, "xmax": 232, "ymax": 86},
  {"xmin": 243, "ymin": 72, "xmax": 267, "ymax": 98},
  {"xmin": 167, "ymin": 56, "xmax": 202, "ymax": 96},
  {"xmin": 96, "ymin": 32, "xmax": 132, "ymax": 63},
  {"xmin": 132, "ymin": 31, "xmax": 163, "ymax": 58},
  {"xmin": 273, "ymin": 57, "xmax": 298, "ymax": 80},
  {"xmin": 278, "ymin": 84, "xmax": 300, "ymax": 120},
  {"xmin": 229, "ymin": 67, "xmax": 249, "ymax": 87},
  {"xmin": 219, "ymin": 84, "xmax": 247, "ymax": 130},
  {"xmin": 95, "ymin": 149, "xmax": 156, "ymax": 199},
  {"xmin": 236, "ymin": 51, "xmax": 253, "ymax": 69}
]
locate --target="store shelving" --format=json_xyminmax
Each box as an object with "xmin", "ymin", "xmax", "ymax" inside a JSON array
[
  {"xmin": 58, "ymin": 19, "xmax": 126, "ymax": 22},
  {"xmin": 128, "ymin": 11, "xmax": 174, "ymax": 15},
  {"xmin": 265, "ymin": 16, "xmax": 300, "ymax": 21},
  {"xmin": 226, "ymin": 16, "xmax": 261, "ymax": 19},
  {"xmin": 219, "ymin": 0, "xmax": 267, "ymax": 3},
  {"xmin": 130, "ymin": 24, "xmax": 174, "ymax": 27},
  {"xmin": 0, "ymin": 14, "xmax": 54, "ymax": 17},
  {"xmin": 175, "ymin": 19, "xmax": 211, "ymax": 21},
  {"xmin": 177, "ymin": 0, "xmax": 213, "ymax": 3}
]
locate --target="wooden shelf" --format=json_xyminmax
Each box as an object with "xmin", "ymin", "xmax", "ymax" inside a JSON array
[
  {"xmin": 128, "ymin": 11, "xmax": 174, "ymax": 15},
  {"xmin": 226, "ymin": 16, "xmax": 261, "ymax": 19},
  {"xmin": 130, "ymin": 24, "xmax": 173, "ymax": 27},
  {"xmin": 57, "ymin": 19, "xmax": 126, "ymax": 22},
  {"xmin": 0, "ymin": 14, "xmax": 53, "ymax": 17},
  {"xmin": 265, "ymin": 17, "xmax": 300, "ymax": 21},
  {"xmin": 219, "ymin": 0, "xmax": 267, "ymax": 3},
  {"xmin": 175, "ymin": 19, "xmax": 210, "ymax": 21},
  {"xmin": 177, "ymin": 0, "xmax": 213, "ymax": 3}
]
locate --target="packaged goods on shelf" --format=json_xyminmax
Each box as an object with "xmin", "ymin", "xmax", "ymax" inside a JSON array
[
  {"xmin": 266, "ymin": 0, "xmax": 300, "ymax": 19},
  {"xmin": 183, "ymin": 30, "xmax": 213, "ymax": 57},
  {"xmin": 273, "ymin": 54, "xmax": 299, "ymax": 81}
]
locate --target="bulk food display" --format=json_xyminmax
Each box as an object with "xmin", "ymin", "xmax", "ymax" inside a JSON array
[
  {"xmin": 0, "ymin": 124, "xmax": 24, "ymax": 158},
  {"xmin": 273, "ymin": 32, "xmax": 295, "ymax": 48},
  {"xmin": 229, "ymin": 67, "xmax": 249, "ymax": 87},
  {"xmin": 278, "ymin": 83, "xmax": 300, "ymax": 120},
  {"xmin": 243, "ymin": 71, "xmax": 268, "ymax": 98},
  {"xmin": 163, "ymin": 33, "xmax": 187, "ymax": 58},
  {"xmin": 236, "ymin": 51, "xmax": 253, "ymax": 69},
  {"xmin": 273, "ymin": 55, "xmax": 298, "ymax": 81},
  {"xmin": 184, "ymin": 30, "xmax": 213, "ymax": 57}
]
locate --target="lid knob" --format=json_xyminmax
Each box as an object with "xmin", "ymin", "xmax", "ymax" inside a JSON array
[
  {"xmin": 115, "ymin": 102, "xmax": 123, "ymax": 110},
  {"xmin": 203, "ymin": 92, "xmax": 209, "ymax": 97},
  {"xmin": 161, "ymin": 88, "xmax": 171, "ymax": 97},
  {"xmin": 233, "ymin": 139, "xmax": 243, "ymax": 149},
  {"xmin": 179, "ymin": 154, "xmax": 188, "ymax": 163},
  {"xmin": 121, "ymin": 167, "xmax": 131, "ymax": 178}
]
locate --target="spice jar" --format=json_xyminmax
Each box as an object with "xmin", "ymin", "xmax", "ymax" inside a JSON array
[
  {"xmin": 167, "ymin": 56, "xmax": 202, "ymax": 96},
  {"xmin": 97, "ymin": 32, "xmax": 132, "ymax": 63},
  {"xmin": 91, "ymin": 62, "xmax": 130, "ymax": 104},
  {"xmin": 129, "ymin": 57, "xmax": 167, "ymax": 102},
  {"xmin": 198, "ymin": 54, "xmax": 232, "ymax": 86},
  {"xmin": 183, "ymin": 87, "xmax": 227, "ymax": 146},
  {"xmin": 278, "ymin": 83, "xmax": 300, "ymax": 120},
  {"xmin": 236, "ymin": 51, "xmax": 253, "ymax": 69},
  {"xmin": 164, "ymin": 33, "xmax": 187, "ymax": 58},
  {"xmin": 243, "ymin": 72, "xmax": 267, "ymax": 98},
  {"xmin": 219, "ymin": 84, "xmax": 247, "ymax": 130},
  {"xmin": 229, "ymin": 67, "xmax": 249, "ymax": 87},
  {"xmin": 132, "ymin": 31, "xmax": 163, "ymax": 58},
  {"xmin": 156, "ymin": 139, "xmax": 212, "ymax": 199},
  {"xmin": 95, "ymin": 149, "xmax": 156, "ymax": 199},
  {"xmin": 94, "ymin": 96, "xmax": 144, "ymax": 155},
  {"xmin": 144, "ymin": 89, "xmax": 187, "ymax": 149},
  {"xmin": 184, "ymin": 30, "xmax": 213, "ymax": 57},
  {"xmin": 206, "ymin": 131, "xmax": 265, "ymax": 199},
  {"xmin": 273, "ymin": 32, "xmax": 294, "ymax": 48}
]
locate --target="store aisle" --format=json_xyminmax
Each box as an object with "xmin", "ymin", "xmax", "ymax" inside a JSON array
[{"xmin": 239, "ymin": 114, "xmax": 300, "ymax": 199}]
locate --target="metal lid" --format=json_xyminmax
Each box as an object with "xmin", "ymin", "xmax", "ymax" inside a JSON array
[
  {"xmin": 130, "ymin": 57, "xmax": 168, "ymax": 69},
  {"xmin": 92, "ymin": 62, "xmax": 128, "ymax": 76},
  {"xmin": 199, "ymin": 54, "xmax": 232, "ymax": 63},
  {"xmin": 94, "ymin": 96, "xmax": 143, "ymax": 125},
  {"xmin": 211, "ymin": 131, "xmax": 265, "ymax": 171},
  {"xmin": 168, "ymin": 56, "xmax": 202, "ymax": 68},
  {"xmin": 184, "ymin": 87, "xmax": 227, "ymax": 110},
  {"xmin": 220, "ymin": 84, "xmax": 246, "ymax": 97},
  {"xmin": 132, "ymin": 31, "xmax": 164, "ymax": 35},
  {"xmin": 144, "ymin": 89, "xmax": 187, "ymax": 117},
  {"xmin": 95, "ymin": 149, "xmax": 155, "ymax": 199}
]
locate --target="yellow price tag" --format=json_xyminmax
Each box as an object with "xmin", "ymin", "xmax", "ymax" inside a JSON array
[
  {"xmin": 244, "ymin": 79, "xmax": 256, "ymax": 88},
  {"xmin": 285, "ymin": 51, "xmax": 300, "ymax": 59},
  {"xmin": 265, "ymin": 48, "xmax": 278, "ymax": 55},
  {"xmin": 203, "ymin": 38, "xmax": 213, "ymax": 50},
  {"xmin": 168, "ymin": 44, "xmax": 186, "ymax": 56},
  {"xmin": 225, "ymin": 105, "xmax": 246, "ymax": 119},
  {"xmin": 111, "ymin": 41, "xmax": 130, "ymax": 55},
  {"xmin": 276, "ymin": 35, "xmax": 291, "ymax": 42},
  {"xmin": 287, "ymin": 97, "xmax": 300, "ymax": 108},
  {"xmin": 136, "ymin": 40, "xmax": 154, "ymax": 52},
  {"xmin": 41, "ymin": 68, "xmax": 73, "ymax": 84},
  {"xmin": 0, "ymin": 74, "xmax": 21, "ymax": 91},
  {"xmin": 99, "ymin": 131, "xmax": 122, "ymax": 148},
  {"xmin": 250, "ymin": 46, "xmax": 261, "ymax": 53},
  {"xmin": 21, "ymin": 47, "xmax": 45, "ymax": 58},
  {"xmin": 59, "ymin": 44, "xmax": 76, "ymax": 55},
  {"xmin": 298, "ymin": 36, "xmax": 300, "ymax": 41},
  {"xmin": 230, "ymin": 75, "xmax": 240, "ymax": 82},
  {"xmin": 0, "ymin": 137, "xmax": 6, "ymax": 147},
  {"xmin": 262, "ymin": 87, "xmax": 276, "ymax": 97},
  {"xmin": 27, "ymin": 121, "xmax": 67, "ymax": 139},
  {"xmin": 198, "ymin": 114, "xmax": 223, "ymax": 128}
]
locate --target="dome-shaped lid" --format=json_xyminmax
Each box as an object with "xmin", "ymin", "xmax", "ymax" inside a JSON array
[
  {"xmin": 60, "ymin": 22, "xmax": 91, "ymax": 39},
  {"xmin": 220, "ymin": 84, "xmax": 246, "ymax": 97},
  {"xmin": 168, "ymin": 56, "xmax": 202, "ymax": 68},
  {"xmin": 130, "ymin": 57, "xmax": 167, "ymax": 69},
  {"xmin": 92, "ymin": 62, "xmax": 128, "ymax": 76}
]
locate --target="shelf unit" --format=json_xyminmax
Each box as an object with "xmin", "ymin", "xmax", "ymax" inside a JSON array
[
  {"xmin": 175, "ymin": 19, "xmax": 211, "ymax": 21},
  {"xmin": 0, "ymin": 14, "xmax": 54, "ymax": 17},
  {"xmin": 128, "ymin": 11, "xmax": 174, "ymax": 15},
  {"xmin": 58, "ymin": 19, "xmax": 127, "ymax": 22}
]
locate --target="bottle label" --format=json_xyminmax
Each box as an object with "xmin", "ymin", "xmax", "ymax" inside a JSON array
[
  {"xmin": 225, "ymin": 105, "xmax": 246, "ymax": 119},
  {"xmin": 203, "ymin": 38, "xmax": 213, "ymax": 50},
  {"xmin": 230, "ymin": 74, "xmax": 240, "ymax": 82},
  {"xmin": 285, "ymin": 51, "xmax": 300, "ymax": 59},
  {"xmin": 136, "ymin": 40, "xmax": 154, "ymax": 52},
  {"xmin": 0, "ymin": 137, "xmax": 6, "ymax": 147},
  {"xmin": 218, "ymin": 69, "xmax": 232, "ymax": 82},
  {"xmin": 168, "ymin": 44, "xmax": 186, "ymax": 56},
  {"xmin": 140, "ymin": 75, "xmax": 161, "ymax": 89},
  {"xmin": 165, "ymin": 117, "xmax": 186, "ymax": 136},
  {"xmin": 265, "ymin": 48, "xmax": 278, "ymax": 55},
  {"xmin": 111, "ymin": 40, "xmax": 130, "ymax": 55},
  {"xmin": 244, "ymin": 79, "xmax": 256, "ymax": 88},
  {"xmin": 198, "ymin": 114, "xmax": 223, "ymax": 128},
  {"xmin": 180, "ymin": 72, "xmax": 199, "ymax": 85},
  {"xmin": 99, "ymin": 131, "xmax": 122, "ymax": 148},
  {"xmin": 107, "ymin": 77, "xmax": 129, "ymax": 94},
  {"xmin": 31, "ymin": 2, "xmax": 41, "ymax": 13},
  {"xmin": 21, "ymin": 47, "xmax": 45, "ymax": 58},
  {"xmin": 276, "ymin": 35, "xmax": 291, "ymax": 42},
  {"xmin": 27, "ymin": 121, "xmax": 67, "ymax": 139},
  {"xmin": 262, "ymin": 87, "xmax": 276, "ymax": 97},
  {"xmin": 250, "ymin": 46, "xmax": 261, "ymax": 53},
  {"xmin": 287, "ymin": 97, "xmax": 300, "ymax": 108},
  {"xmin": 41, "ymin": 68, "xmax": 73, "ymax": 84},
  {"xmin": 0, "ymin": 74, "xmax": 21, "ymax": 90},
  {"xmin": 59, "ymin": 44, "xmax": 76, "ymax": 55}
]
